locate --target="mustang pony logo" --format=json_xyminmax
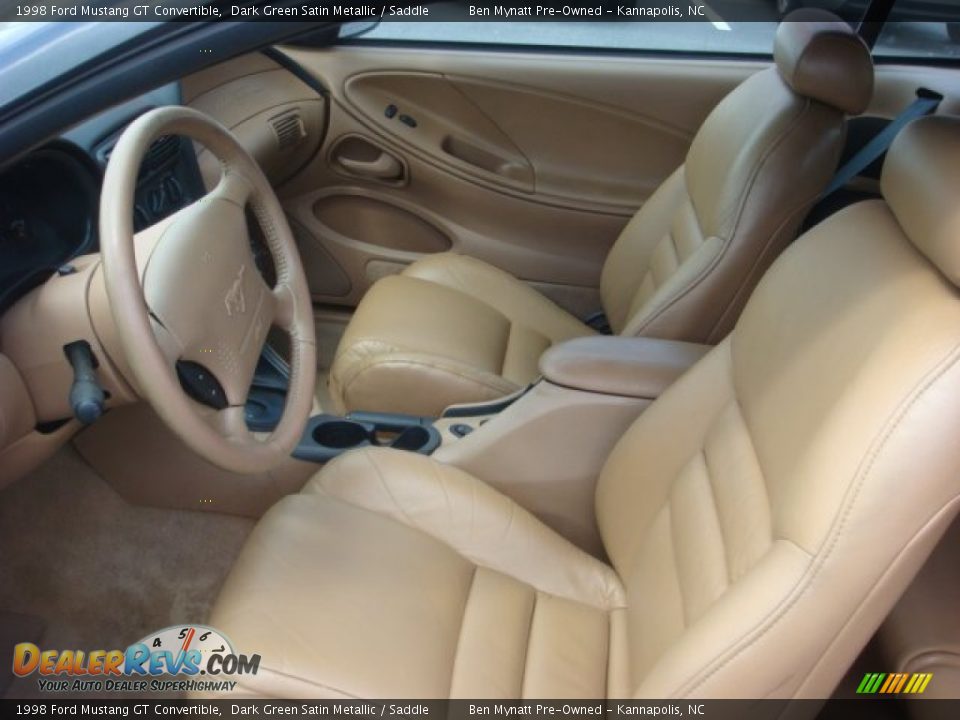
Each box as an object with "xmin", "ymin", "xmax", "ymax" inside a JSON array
[{"xmin": 224, "ymin": 265, "xmax": 246, "ymax": 317}]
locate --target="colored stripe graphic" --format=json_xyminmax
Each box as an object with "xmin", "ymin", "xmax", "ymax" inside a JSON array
[
  {"xmin": 857, "ymin": 672, "xmax": 933, "ymax": 694},
  {"xmin": 893, "ymin": 673, "xmax": 909, "ymax": 693}
]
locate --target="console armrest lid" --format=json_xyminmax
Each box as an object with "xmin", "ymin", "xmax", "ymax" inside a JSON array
[{"xmin": 539, "ymin": 336, "xmax": 710, "ymax": 399}]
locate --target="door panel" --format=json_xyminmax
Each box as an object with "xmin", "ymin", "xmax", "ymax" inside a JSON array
[
  {"xmin": 272, "ymin": 46, "xmax": 764, "ymax": 313},
  {"xmin": 346, "ymin": 71, "xmax": 536, "ymax": 193}
]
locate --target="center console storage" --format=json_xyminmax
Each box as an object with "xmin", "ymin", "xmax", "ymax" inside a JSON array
[{"xmin": 293, "ymin": 412, "xmax": 441, "ymax": 463}]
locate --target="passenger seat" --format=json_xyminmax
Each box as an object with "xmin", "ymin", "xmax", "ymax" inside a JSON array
[{"xmin": 329, "ymin": 11, "xmax": 874, "ymax": 417}]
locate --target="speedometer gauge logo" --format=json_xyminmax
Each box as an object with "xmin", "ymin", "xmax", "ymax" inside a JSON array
[
  {"xmin": 13, "ymin": 623, "xmax": 262, "ymax": 689},
  {"xmin": 135, "ymin": 625, "xmax": 235, "ymax": 673}
]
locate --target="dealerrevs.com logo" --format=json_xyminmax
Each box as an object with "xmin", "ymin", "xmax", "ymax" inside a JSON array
[{"xmin": 12, "ymin": 625, "xmax": 260, "ymax": 694}]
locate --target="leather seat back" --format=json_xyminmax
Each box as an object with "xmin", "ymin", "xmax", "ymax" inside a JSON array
[
  {"xmin": 600, "ymin": 13, "xmax": 873, "ymax": 344},
  {"xmin": 595, "ymin": 116, "xmax": 960, "ymax": 698}
]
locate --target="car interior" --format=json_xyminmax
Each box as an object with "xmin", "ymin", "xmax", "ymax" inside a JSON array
[{"xmin": 1, "ymin": 7, "xmax": 959, "ymax": 706}]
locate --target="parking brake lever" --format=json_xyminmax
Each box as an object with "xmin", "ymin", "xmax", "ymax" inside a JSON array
[{"xmin": 64, "ymin": 341, "xmax": 105, "ymax": 424}]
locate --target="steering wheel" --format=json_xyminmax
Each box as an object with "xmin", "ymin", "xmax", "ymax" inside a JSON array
[{"xmin": 99, "ymin": 106, "xmax": 316, "ymax": 474}]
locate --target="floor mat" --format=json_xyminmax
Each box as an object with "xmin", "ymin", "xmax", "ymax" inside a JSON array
[{"xmin": 0, "ymin": 447, "xmax": 254, "ymax": 699}]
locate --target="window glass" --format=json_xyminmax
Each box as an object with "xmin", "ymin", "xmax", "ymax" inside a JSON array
[
  {"xmin": 359, "ymin": 21, "xmax": 780, "ymax": 56},
  {"xmin": 872, "ymin": 0, "xmax": 960, "ymax": 58},
  {"xmin": 874, "ymin": 22, "xmax": 960, "ymax": 59}
]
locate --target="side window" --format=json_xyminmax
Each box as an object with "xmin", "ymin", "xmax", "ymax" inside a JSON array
[
  {"xmin": 874, "ymin": 22, "xmax": 960, "ymax": 60},
  {"xmin": 357, "ymin": 21, "xmax": 779, "ymax": 56}
]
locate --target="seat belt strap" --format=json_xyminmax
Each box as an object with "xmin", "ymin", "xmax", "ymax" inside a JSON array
[{"xmin": 823, "ymin": 88, "xmax": 942, "ymax": 197}]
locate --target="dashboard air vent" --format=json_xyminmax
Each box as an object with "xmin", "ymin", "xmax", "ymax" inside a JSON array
[
  {"xmin": 103, "ymin": 134, "xmax": 180, "ymax": 173},
  {"xmin": 144, "ymin": 135, "xmax": 180, "ymax": 170},
  {"xmin": 270, "ymin": 110, "xmax": 306, "ymax": 150}
]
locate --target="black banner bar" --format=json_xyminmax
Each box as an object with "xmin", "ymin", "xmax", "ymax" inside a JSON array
[
  {"xmin": 0, "ymin": 0, "xmax": 958, "ymax": 23},
  {"xmin": 2, "ymin": 700, "xmax": 960, "ymax": 719}
]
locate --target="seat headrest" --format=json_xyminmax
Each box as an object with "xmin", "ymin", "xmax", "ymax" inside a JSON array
[
  {"xmin": 883, "ymin": 115, "xmax": 960, "ymax": 287},
  {"xmin": 774, "ymin": 10, "xmax": 873, "ymax": 115}
]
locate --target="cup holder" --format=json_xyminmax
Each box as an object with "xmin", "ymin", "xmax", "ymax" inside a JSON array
[
  {"xmin": 294, "ymin": 413, "xmax": 442, "ymax": 463},
  {"xmin": 313, "ymin": 420, "xmax": 370, "ymax": 449},
  {"xmin": 391, "ymin": 426, "xmax": 432, "ymax": 452}
]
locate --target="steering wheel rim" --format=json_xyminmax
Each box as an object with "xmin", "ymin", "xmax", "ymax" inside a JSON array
[{"xmin": 100, "ymin": 106, "xmax": 316, "ymax": 474}]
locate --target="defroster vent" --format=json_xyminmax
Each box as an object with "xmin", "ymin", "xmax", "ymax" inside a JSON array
[{"xmin": 270, "ymin": 110, "xmax": 306, "ymax": 150}]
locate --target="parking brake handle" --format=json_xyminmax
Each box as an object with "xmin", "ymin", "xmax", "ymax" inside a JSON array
[{"xmin": 64, "ymin": 341, "xmax": 105, "ymax": 424}]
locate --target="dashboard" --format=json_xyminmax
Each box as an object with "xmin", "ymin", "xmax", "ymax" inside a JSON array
[{"xmin": 0, "ymin": 82, "xmax": 205, "ymax": 315}]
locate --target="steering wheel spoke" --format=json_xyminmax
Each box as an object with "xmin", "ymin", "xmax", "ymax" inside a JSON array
[
  {"xmin": 271, "ymin": 282, "xmax": 299, "ymax": 331},
  {"xmin": 212, "ymin": 169, "xmax": 255, "ymax": 208},
  {"xmin": 212, "ymin": 405, "xmax": 254, "ymax": 445}
]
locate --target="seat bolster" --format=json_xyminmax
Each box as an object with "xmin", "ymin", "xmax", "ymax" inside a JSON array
[
  {"xmin": 308, "ymin": 447, "xmax": 626, "ymax": 611},
  {"xmin": 404, "ymin": 253, "xmax": 592, "ymax": 343},
  {"xmin": 331, "ymin": 339, "xmax": 520, "ymax": 417},
  {"xmin": 328, "ymin": 274, "xmax": 525, "ymax": 415}
]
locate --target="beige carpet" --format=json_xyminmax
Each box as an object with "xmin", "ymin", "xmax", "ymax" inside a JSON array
[{"xmin": 0, "ymin": 447, "xmax": 253, "ymax": 698}]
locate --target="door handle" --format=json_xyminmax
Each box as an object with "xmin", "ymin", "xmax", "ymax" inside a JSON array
[{"xmin": 337, "ymin": 152, "xmax": 403, "ymax": 180}]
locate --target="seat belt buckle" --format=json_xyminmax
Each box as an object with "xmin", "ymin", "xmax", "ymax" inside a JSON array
[{"xmin": 584, "ymin": 311, "xmax": 612, "ymax": 335}]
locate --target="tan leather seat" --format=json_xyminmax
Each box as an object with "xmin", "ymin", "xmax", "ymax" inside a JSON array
[
  {"xmin": 209, "ymin": 116, "xmax": 960, "ymax": 699},
  {"xmin": 328, "ymin": 14, "xmax": 874, "ymax": 416}
]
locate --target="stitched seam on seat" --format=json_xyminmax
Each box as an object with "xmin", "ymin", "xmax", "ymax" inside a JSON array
[
  {"xmin": 363, "ymin": 449, "xmax": 421, "ymax": 531},
  {"xmin": 234, "ymin": 666, "xmax": 363, "ymax": 699},
  {"xmin": 618, "ymin": 356, "xmax": 738, "ymax": 573},
  {"xmin": 628, "ymin": 98, "xmax": 813, "ymax": 337},
  {"xmin": 706, "ymin": 181, "xmax": 832, "ymax": 344},
  {"xmin": 675, "ymin": 337, "xmax": 960, "ymax": 697},
  {"xmin": 447, "ymin": 564, "xmax": 481, "ymax": 697},
  {"xmin": 519, "ymin": 591, "xmax": 541, "ymax": 699},
  {"xmin": 417, "ymin": 254, "xmax": 586, "ymax": 338},
  {"xmin": 657, "ymin": 231, "xmax": 682, "ymax": 286},
  {"xmin": 789, "ymin": 496, "xmax": 960, "ymax": 699},
  {"xmin": 327, "ymin": 450, "xmax": 625, "ymax": 612},
  {"xmin": 335, "ymin": 334, "xmax": 516, "ymax": 384},
  {"xmin": 666, "ymin": 499, "xmax": 689, "ymax": 631},
  {"xmin": 699, "ymin": 445, "xmax": 732, "ymax": 587},
  {"xmin": 499, "ymin": 322, "xmax": 516, "ymax": 377},
  {"xmin": 341, "ymin": 356, "xmax": 520, "ymax": 400}
]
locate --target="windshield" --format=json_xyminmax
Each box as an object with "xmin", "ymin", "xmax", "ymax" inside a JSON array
[{"xmin": 0, "ymin": 21, "xmax": 160, "ymax": 112}]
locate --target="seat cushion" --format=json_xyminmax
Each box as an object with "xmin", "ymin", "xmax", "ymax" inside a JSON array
[
  {"xmin": 329, "ymin": 254, "xmax": 591, "ymax": 416},
  {"xmin": 207, "ymin": 448, "xmax": 625, "ymax": 699}
]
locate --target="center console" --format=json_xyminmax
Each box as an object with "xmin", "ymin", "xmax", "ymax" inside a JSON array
[{"xmin": 245, "ymin": 346, "xmax": 443, "ymax": 462}]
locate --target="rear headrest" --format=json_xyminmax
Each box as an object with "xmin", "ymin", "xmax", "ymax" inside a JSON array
[
  {"xmin": 774, "ymin": 10, "xmax": 873, "ymax": 115},
  {"xmin": 883, "ymin": 115, "xmax": 960, "ymax": 286}
]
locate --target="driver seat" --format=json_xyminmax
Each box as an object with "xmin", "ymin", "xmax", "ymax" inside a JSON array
[
  {"xmin": 327, "ymin": 13, "xmax": 874, "ymax": 417},
  {"xmin": 207, "ymin": 117, "xmax": 960, "ymax": 698}
]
